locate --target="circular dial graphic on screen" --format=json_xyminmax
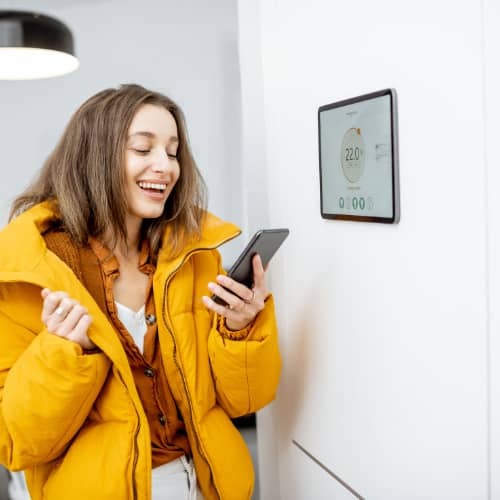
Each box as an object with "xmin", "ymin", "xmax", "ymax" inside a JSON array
[{"xmin": 340, "ymin": 127, "xmax": 365, "ymax": 183}]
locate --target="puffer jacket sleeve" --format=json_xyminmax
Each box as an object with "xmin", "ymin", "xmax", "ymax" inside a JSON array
[
  {"xmin": 207, "ymin": 251, "xmax": 281, "ymax": 418},
  {"xmin": 0, "ymin": 308, "xmax": 111, "ymax": 471}
]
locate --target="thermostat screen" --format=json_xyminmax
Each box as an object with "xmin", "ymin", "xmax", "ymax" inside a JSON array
[{"xmin": 319, "ymin": 90, "xmax": 398, "ymax": 222}]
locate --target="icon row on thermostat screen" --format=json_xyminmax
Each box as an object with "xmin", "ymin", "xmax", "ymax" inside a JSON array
[{"xmin": 339, "ymin": 196, "xmax": 374, "ymax": 210}]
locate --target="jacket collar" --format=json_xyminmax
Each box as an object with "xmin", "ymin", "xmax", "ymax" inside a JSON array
[
  {"xmin": 0, "ymin": 201, "xmax": 240, "ymax": 377},
  {"xmin": 0, "ymin": 200, "xmax": 59, "ymax": 276},
  {"xmin": 0, "ymin": 201, "xmax": 134, "ymax": 371},
  {"xmin": 0, "ymin": 201, "xmax": 241, "ymax": 281},
  {"xmin": 156, "ymin": 212, "xmax": 241, "ymax": 276}
]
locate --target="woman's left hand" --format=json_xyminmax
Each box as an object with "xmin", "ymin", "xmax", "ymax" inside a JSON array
[{"xmin": 202, "ymin": 254, "xmax": 269, "ymax": 331}]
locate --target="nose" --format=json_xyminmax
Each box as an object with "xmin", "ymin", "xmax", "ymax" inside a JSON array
[{"xmin": 151, "ymin": 150, "xmax": 172, "ymax": 174}]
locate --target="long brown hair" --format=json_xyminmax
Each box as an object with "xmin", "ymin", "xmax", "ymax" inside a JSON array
[{"xmin": 10, "ymin": 84, "xmax": 207, "ymax": 259}]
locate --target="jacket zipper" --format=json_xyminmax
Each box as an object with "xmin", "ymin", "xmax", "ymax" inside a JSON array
[
  {"xmin": 131, "ymin": 407, "xmax": 141, "ymax": 500},
  {"xmin": 161, "ymin": 237, "xmax": 237, "ymax": 500},
  {"xmin": 117, "ymin": 370, "xmax": 141, "ymax": 500}
]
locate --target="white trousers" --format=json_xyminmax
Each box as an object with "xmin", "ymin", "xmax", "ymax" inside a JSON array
[
  {"xmin": 152, "ymin": 455, "xmax": 203, "ymax": 500},
  {"xmin": 8, "ymin": 456, "xmax": 203, "ymax": 500}
]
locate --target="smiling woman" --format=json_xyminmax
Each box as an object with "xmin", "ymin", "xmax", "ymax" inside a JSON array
[
  {"xmin": 0, "ymin": 84, "xmax": 282, "ymax": 500},
  {"xmin": 123, "ymin": 105, "xmax": 181, "ymax": 230},
  {"xmin": 10, "ymin": 84, "xmax": 205, "ymax": 261}
]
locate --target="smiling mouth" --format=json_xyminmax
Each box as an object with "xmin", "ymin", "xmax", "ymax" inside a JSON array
[{"xmin": 137, "ymin": 181, "xmax": 167, "ymax": 193}]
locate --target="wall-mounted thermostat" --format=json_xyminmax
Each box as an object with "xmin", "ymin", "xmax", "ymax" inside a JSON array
[{"xmin": 318, "ymin": 88, "xmax": 400, "ymax": 223}]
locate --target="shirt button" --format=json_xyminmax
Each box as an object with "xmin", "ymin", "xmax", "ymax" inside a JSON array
[
  {"xmin": 159, "ymin": 414, "xmax": 166, "ymax": 425},
  {"xmin": 146, "ymin": 314, "xmax": 156, "ymax": 325},
  {"xmin": 144, "ymin": 367, "xmax": 154, "ymax": 377}
]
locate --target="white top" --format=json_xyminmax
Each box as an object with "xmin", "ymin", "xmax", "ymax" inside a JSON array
[{"xmin": 115, "ymin": 301, "xmax": 147, "ymax": 353}]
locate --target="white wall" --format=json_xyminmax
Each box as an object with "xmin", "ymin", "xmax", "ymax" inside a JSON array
[
  {"xmin": 239, "ymin": 0, "xmax": 493, "ymax": 498},
  {"xmin": 0, "ymin": 0, "xmax": 243, "ymax": 261},
  {"xmin": 4, "ymin": 1, "xmax": 499, "ymax": 498},
  {"xmin": 484, "ymin": 0, "xmax": 500, "ymax": 497}
]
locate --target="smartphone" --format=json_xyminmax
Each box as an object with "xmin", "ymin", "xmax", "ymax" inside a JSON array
[{"xmin": 212, "ymin": 228, "xmax": 290, "ymax": 306}]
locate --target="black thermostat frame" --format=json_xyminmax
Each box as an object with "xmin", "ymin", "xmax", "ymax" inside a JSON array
[{"xmin": 318, "ymin": 88, "xmax": 400, "ymax": 224}]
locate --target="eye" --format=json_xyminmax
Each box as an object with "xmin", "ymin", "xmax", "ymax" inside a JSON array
[
  {"xmin": 134, "ymin": 149, "xmax": 150, "ymax": 155},
  {"xmin": 167, "ymin": 152, "xmax": 178, "ymax": 160}
]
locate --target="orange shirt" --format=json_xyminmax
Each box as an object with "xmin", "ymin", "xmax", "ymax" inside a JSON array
[{"xmin": 43, "ymin": 228, "xmax": 190, "ymax": 468}]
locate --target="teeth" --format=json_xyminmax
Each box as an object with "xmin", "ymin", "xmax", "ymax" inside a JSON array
[{"xmin": 138, "ymin": 181, "xmax": 166, "ymax": 191}]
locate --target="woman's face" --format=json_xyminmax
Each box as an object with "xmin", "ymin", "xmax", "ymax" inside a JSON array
[{"xmin": 123, "ymin": 103, "xmax": 180, "ymax": 226}]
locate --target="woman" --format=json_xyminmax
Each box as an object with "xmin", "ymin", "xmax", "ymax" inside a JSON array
[{"xmin": 0, "ymin": 84, "xmax": 281, "ymax": 500}]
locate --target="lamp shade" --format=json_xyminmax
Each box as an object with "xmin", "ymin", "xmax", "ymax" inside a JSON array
[{"xmin": 0, "ymin": 11, "xmax": 79, "ymax": 80}]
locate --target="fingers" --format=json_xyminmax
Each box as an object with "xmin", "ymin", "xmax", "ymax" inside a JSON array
[
  {"xmin": 207, "ymin": 279, "xmax": 253, "ymax": 312},
  {"xmin": 67, "ymin": 314, "xmax": 94, "ymax": 350},
  {"xmin": 73, "ymin": 314, "xmax": 93, "ymax": 336},
  {"xmin": 41, "ymin": 290, "xmax": 69, "ymax": 324},
  {"xmin": 202, "ymin": 294, "xmax": 239, "ymax": 317},
  {"xmin": 202, "ymin": 268, "xmax": 268, "ymax": 331},
  {"xmin": 56, "ymin": 304, "xmax": 88, "ymax": 337},
  {"xmin": 212, "ymin": 275, "xmax": 255, "ymax": 304},
  {"xmin": 202, "ymin": 290, "xmax": 262, "ymax": 332},
  {"xmin": 202, "ymin": 255, "xmax": 271, "ymax": 330},
  {"xmin": 252, "ymin": 254, "xmax": 267, "ymax": 290},
  {"xmin": 41, "ymin": 289, "xmax": 94, "ymax": 349}
]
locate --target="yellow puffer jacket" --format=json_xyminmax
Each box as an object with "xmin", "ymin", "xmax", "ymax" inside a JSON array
[{"xmin": 0, "ymin": 202, "xmax": 281, "ymax": 500}]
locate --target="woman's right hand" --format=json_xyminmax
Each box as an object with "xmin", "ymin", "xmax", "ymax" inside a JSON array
[{"xmin": 41, "ymin": 288, "xmax": 95, "ymax": 350}]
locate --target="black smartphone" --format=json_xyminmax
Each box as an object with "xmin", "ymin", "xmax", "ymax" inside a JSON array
[{"xmin": 212, "ymin": 228, "xmax": 290, "ymax": 306}]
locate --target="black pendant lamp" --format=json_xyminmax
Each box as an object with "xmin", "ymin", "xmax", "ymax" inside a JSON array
[{"xmin": 0, "ymin": 11, "xmax": 79, "ymax": 80}]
